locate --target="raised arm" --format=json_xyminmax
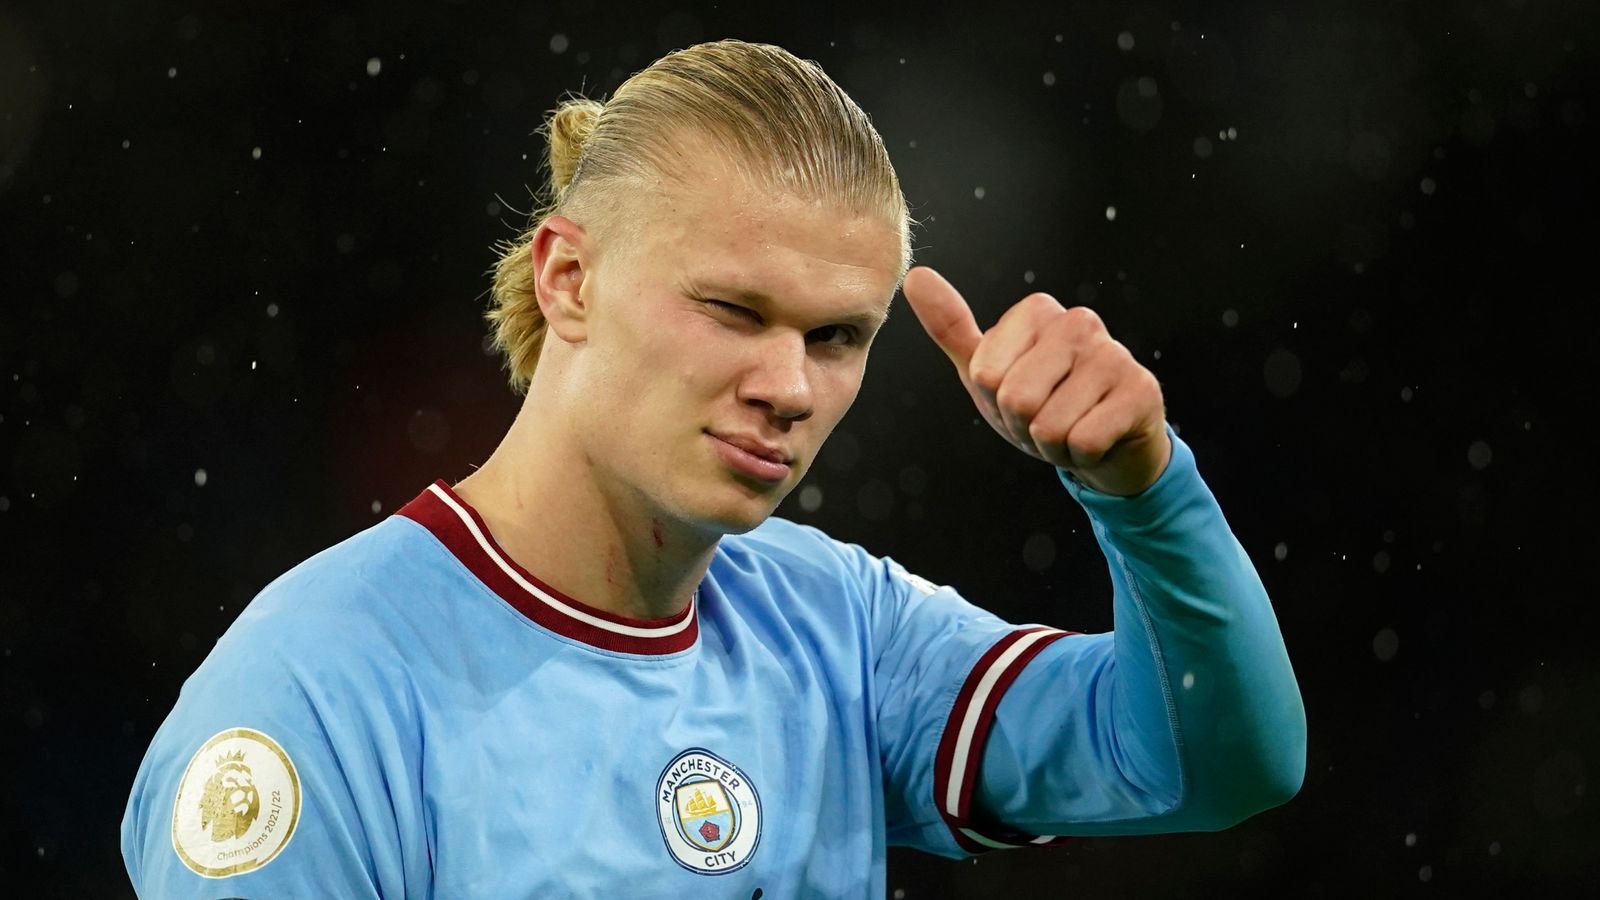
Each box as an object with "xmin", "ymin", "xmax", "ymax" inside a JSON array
[{"xmin": 898, "ymin": 266, "xmax": 1305, "ymax": 848}]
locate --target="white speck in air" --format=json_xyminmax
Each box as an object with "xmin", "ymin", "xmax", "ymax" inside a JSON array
[
  {"xmin": 1105, "ymin": 205, "xmax": 1117, "ymax": 221},
  {"xmin": 194, "ymin": 468, "xmax": 208, "ymax": 487},
  {"xmin": 366, "ymin": 57, "xmax": 382, "ymax": 76}
]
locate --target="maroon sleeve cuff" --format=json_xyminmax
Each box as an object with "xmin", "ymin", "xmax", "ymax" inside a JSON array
[{"xmin": 932, "ymin": 626, "xmax": 1077, "ymax": 853}]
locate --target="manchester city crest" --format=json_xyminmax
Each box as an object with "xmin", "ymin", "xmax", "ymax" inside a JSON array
[{"xmin": 655, "ymin": 748, "xmax": 761, "ymax": 874}]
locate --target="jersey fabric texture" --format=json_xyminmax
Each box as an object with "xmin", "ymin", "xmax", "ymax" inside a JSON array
[{"xmin": 122, "ymin": 423, "xmax": 1305, "ymax": 898}]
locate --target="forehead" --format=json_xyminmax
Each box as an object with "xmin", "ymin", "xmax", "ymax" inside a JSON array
[{"xmin": 635, "ymin": 150, "xmax": 903, "ymax": 312}]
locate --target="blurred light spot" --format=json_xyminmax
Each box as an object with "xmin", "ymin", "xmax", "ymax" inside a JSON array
[
  {"xmin": 822, "ymin": 431, "xmax": 860, "ymax": 473},
  {"xmin": 251, "ymin": 146, "xmax": 262, "ymax": 160},
  {"xmin": 1226, "ymin": 126, "xmax": 1237, "ymax": 140},
  {"xmin": 1518, "ymin": 684, "xmax": 1543, "ymax": 715},
  {"xmin": 1405, "ymin": 832, "xmax": 1416, "ymax": 847},
  {"xmin": 973, "ymin": 186, "xmax": 985, "ymax": 199},
  {"xmin": 366, "ymin": 57, "xmax": 382, "ymax": 77},
  {"xmin": 407, "ymin": 408, "xmax": 451, "ymax": 454},
  {"xmin": 1467, "ymin": 440, "xmax": 1493, "ymax": 470},
  {"xmin": 1419, "ymin": 865, "xmax": 1432, "ymax": 882},
  {"xmin": 1532, "ymin": 751, "xmax": 1585, "ymax": 817},
  {"xmin": 1193, "ymin": 136, "xmax": 1213, "ymax": 158},
  {"xmin": 1263, "ymin": 348, "xmax": 1302, "ymax": 398},
  {"xmin": 1181, "ymin": 671, "xmax": 1195, "ymax": 690},
  {"xmin": 1117, "ymin": 31, "xmax": 1135, "ymax": 51},
  {"xmin": 1221, "ymin": 308, "xmax": 1239, "ymax": 328},
  {"xmin": 798, "ymin": 484, "xmax": 823, "ymax": 512},
  {"xmin": 1420, "ymin": 177, "xmax": 1437, "ymax": 196},
  {"xmin": 550, "ymin": 34, "xmax": 570, "ymax": 54},
  {"xmin": 1042, "ymin": 71, "xmax": 1056, "ymax": 87},
  {"xmin": 1023, "ymin": 270, "xmax": 1035, "ymax": 284},
  {"xmin": 194, "ymin": 468, "xmax": 207, "ymax": 487},
  {"xmin": 1347, "ymin": 131, "xmax": 1391, "ymax": 182},
  {"xmin": 896, "ymin": 465, "xmax": 926, "ymax": 497},
  {"xmin": 1489, "ymin": 841, "xmax": 1501, "ymax": 856},
  {"xmin": 1115, "ymin": 77, "xmax": 1163, "ymax": 132},
  {"xmin": 1400, "ymin": 385, "xmax": 1414, "ymax": 403},
  {"xmin": 1372, "ymin": 627, "xmax": 1399, "ymax": 661},
  {"xmin": 167, "ymin": 66, "xmax": 177, "ymax": 78},
  {"xmin": 485, "ymin": 199, "xmax": 501, "ymax": 216},
  {"xmin": 1273, "ymin": 541, "xmax": 1288, "ymax": 561},
  {"xmin": 1105, "ymin": 205, "xmax": 1117, "ymax": 221},
  {"xmin": 371, "ymin": 499, "xmax": 383, "ymax": 514},
  {"xmin": 857, "ymin": 479, "xmax": 894, "ymax": 521},
  {"xmin": 1022, "ymin": 532, "xmax": 1056, "ymax": 572}
]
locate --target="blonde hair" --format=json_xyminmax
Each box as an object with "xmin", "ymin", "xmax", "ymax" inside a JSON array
[{"xmin": 485, "ymin": 39, "xmax": 916, "ymax": 394}]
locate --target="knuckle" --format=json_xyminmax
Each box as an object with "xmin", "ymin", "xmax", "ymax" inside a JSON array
[
  {"xmin": 1066, "ymin": 306, "xmax": 1105, "ymax": 329},
  {"xmin": 969, "ymin": 363, "xmax": 1003, "ymax": 392},
  {"xmin": 994, "ymin": 383, "xmax": 1035, "ymax": 417}
]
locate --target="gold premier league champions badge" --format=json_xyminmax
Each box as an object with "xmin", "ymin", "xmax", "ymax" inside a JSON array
[
  {"xmin": 655, "ymin": 748, "xmax": 762, "ymax": 875},
  {"xmin": 170, "ymin": 728, "xmax": 301, "ymax": 877}
]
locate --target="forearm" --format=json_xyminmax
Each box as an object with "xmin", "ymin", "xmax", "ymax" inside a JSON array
[
  {"xmin": 974, "ymin": 426, "xmax": 1306, "ymax": 835},
  {"xmin": 1072, "ymin": 425, "xmax": 1306, "ymax": 829}
]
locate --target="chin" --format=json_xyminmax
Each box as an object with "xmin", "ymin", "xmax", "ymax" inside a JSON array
[{"xmin": 683, "ymin": 481, "xmax": 791, "ymax": 536}]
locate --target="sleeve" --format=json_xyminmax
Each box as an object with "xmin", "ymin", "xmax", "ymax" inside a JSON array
[
  {"xmin": 121, "ymin": 606, "xmax": 425, "ymax": 898},
  {"xmin": 863, "ymin": 422, "xmax": 1306, "ymax": 858}
]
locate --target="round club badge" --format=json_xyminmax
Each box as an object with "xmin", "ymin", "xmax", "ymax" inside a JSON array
[
  {"xmin": 656, "ymin": 748, "xmax": 761, "ymax": 875},
  {"xmin": 171, "ymin": 727, "xmax": 301, "ymax": 878}
]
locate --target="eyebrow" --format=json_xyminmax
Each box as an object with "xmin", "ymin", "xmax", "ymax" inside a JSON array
[{"xmin": 696, "ymin": 281, "xmax": 891, "ymax": 331}]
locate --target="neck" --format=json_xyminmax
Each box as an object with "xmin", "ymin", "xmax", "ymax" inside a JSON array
[{"xmin": 452, "ymin": 401, "xmax": 717, "ymax": 622}]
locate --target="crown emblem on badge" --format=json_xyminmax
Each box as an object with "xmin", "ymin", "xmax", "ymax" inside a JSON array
[{"xmin": 214, "ymin": 748, "xmax": 247, "ymax": 768}]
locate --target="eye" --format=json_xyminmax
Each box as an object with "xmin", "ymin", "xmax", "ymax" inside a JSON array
[
  {"xmin": 704, "ymin": 299, "xmax": 760, "ymax": 322},
  {"xmin": 808, "ymin": 324, "xmax": 858, "ymax": 347}
]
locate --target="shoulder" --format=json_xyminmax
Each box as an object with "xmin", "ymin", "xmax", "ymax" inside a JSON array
[
  {"xmin": 717, "ymin": 516, "xmax": 866, "ymax": 581},
  {"xmin": 229, "ymin": 515, "xmax": 448, "ymax": 650},
  {"xmin": 716, "ymin": 516, "xmax": 940, "ymax": 602}
]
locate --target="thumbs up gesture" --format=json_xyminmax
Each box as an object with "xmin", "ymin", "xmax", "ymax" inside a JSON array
[{"xmin": 902, "ymin": 266, "xmax": 1172, "ymax": 497}]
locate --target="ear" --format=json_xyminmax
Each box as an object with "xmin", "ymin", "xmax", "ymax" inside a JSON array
[{"xmin": 531, "ymin": 214, "xmax": 591, "ymax": 344}]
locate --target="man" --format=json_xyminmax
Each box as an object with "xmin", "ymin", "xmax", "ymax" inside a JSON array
[{"xmin": 123, "ymin": 40, "xmax": 1304, "ymax": 898}]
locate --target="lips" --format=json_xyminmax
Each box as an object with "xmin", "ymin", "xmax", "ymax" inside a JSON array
[
  {"xmin": 707, "ymin": 432, "xmax": 792, "ymax": 464},
  {"xmin": 706, "ymin": 431, "xmax": 794, "ymax": 485}
]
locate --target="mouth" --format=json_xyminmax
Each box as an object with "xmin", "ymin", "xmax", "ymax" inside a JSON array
[{"xmin": 706, "ymin": 431, "xmax": 793, "ymax": 485}]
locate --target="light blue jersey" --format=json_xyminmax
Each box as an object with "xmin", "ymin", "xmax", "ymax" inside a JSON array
[{"xmin": 122, "ymin": 424, "xmax": 1305, "ymax": 897}]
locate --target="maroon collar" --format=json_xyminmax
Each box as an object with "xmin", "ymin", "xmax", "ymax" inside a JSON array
[{"xmin": 397, "ymin": 480, "xmax": 699, "ymax": 655}]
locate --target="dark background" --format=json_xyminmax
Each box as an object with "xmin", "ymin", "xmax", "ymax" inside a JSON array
[{"xmin": 3, "ymin": 0, "xmax": 1597, "ymax": 896}]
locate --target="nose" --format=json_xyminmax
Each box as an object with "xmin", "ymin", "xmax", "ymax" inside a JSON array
[{"xmin": 738, "ymin": 332, "xmax": 813, "ymax": 422}]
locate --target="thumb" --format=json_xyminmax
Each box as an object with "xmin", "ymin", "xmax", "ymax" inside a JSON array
[{"xmin": 902, "ymin": 265, "xmax": 983, "ymax": 373}]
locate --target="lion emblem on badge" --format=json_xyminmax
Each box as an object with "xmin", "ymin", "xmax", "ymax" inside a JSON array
[{"xmin": 198, "ymin": 750, "xmax": 260, "ymax": 842}]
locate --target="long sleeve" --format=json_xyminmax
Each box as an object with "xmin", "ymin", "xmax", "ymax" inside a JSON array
[{"xmin": 959, "ymin": 421, "xmax": 1306, "ymax": 845}]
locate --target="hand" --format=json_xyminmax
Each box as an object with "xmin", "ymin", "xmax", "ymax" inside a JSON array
[{"xmin": 902, "ymin": 265, "xmax": 1172, "ymax": 497}]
